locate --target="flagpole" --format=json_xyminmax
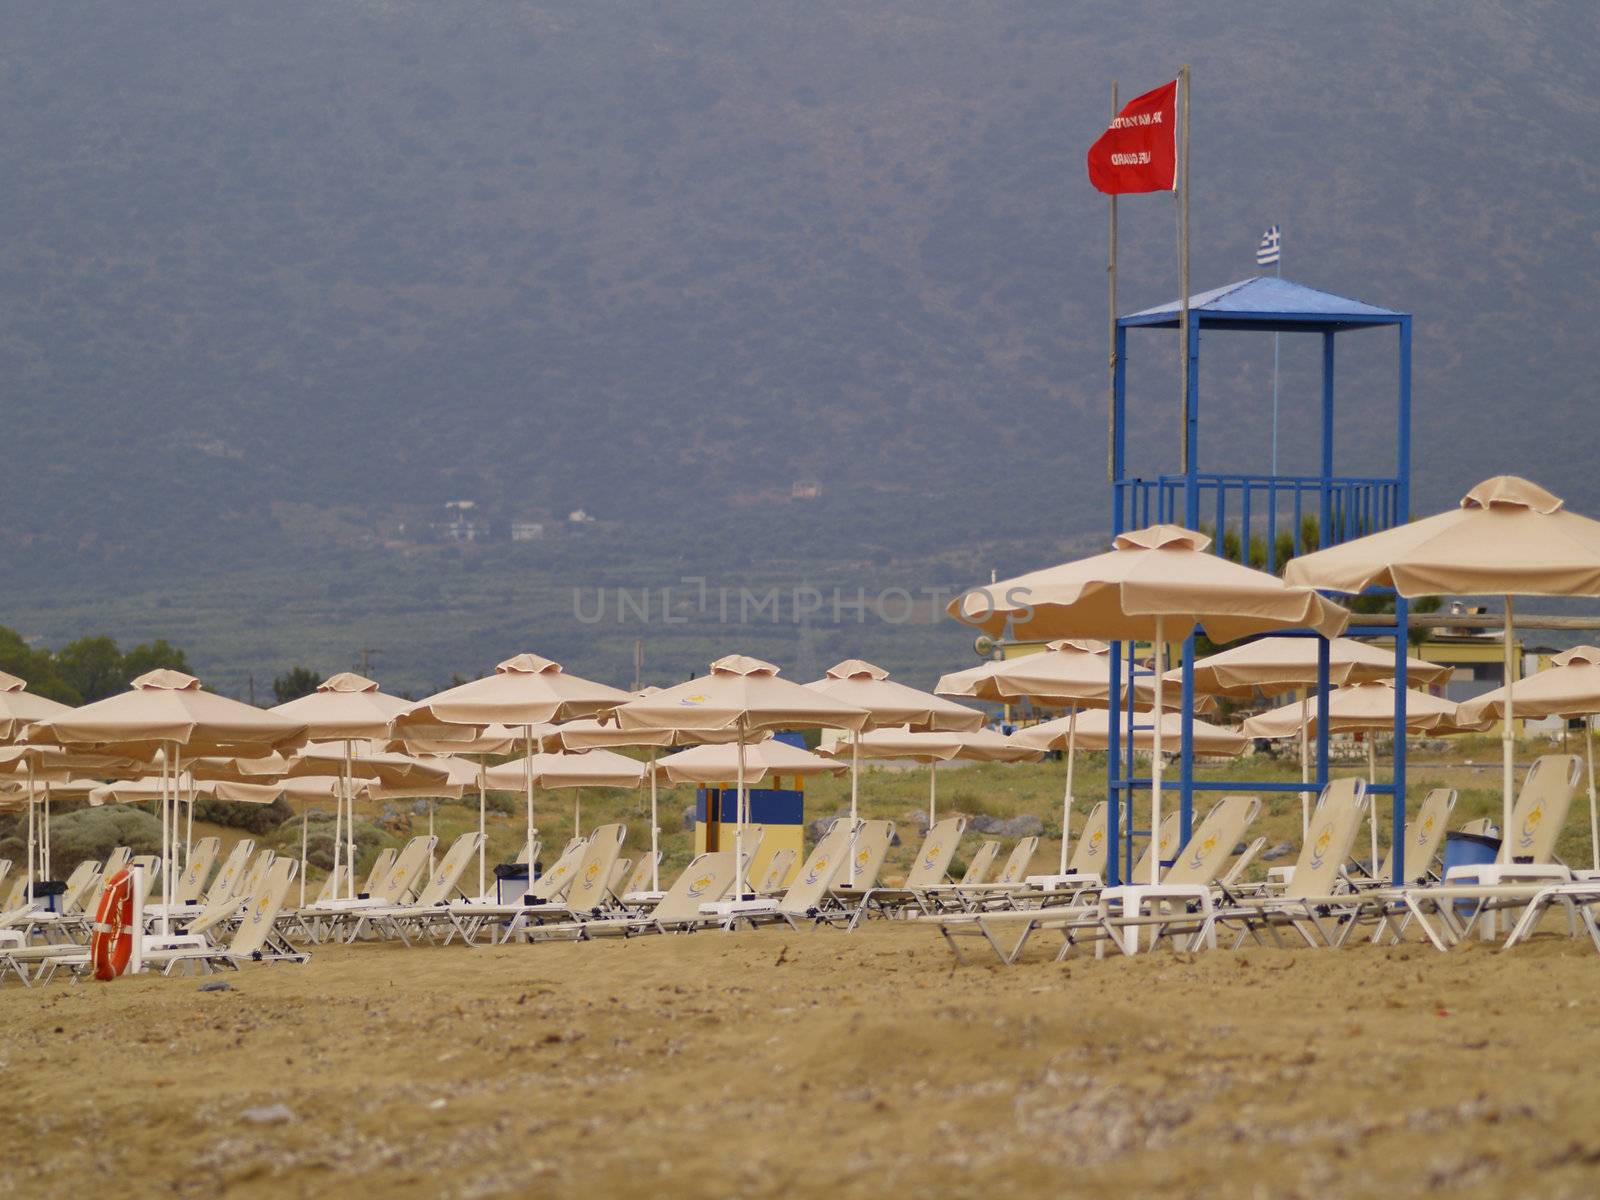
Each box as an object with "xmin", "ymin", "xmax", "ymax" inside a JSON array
[
  {"xmin": 1272, "ymin": 246, "xmax": 1281, "ymax": 475},
  {"xmin": 1178, "ymin": 65, "xmax": 1191, "ymax": 473},
  {"xmin": 1107, "ymin": 79, "xmax": 1118, "ymax": 483}
]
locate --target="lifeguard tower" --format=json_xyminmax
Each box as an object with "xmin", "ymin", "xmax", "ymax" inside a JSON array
[{"xmin": 1107, "ymin": 276, "xmax": 1415, "ymax": 884}]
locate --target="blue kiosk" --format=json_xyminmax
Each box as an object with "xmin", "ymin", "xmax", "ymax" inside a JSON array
[{"xmin": 1106, "ymin": 276, "xmax": 1415, "ymax": 886}]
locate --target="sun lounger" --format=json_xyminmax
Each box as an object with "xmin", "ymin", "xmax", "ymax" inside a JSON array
[
  {"xmin": 917, "ymin": 829, "xmax": 1053, "ymax": 913},
  {"xmin": 299, "ymin": 836, "xmax": 436, "ymax": 941},
  {"xmin": 1201, "ymin": 778, "xmax": 1371, "ymax": 949},
  {"xmin": 709, "ymin": 819, "xmax": 859, "ymax": 930},
  {"xmin": 529, "ymin": 852, "xmax": 742, "ymax": 940},
  {"xmin": 501, "ymin": 823, "xmax": 629, "ymax": 940},
  {"xmin": 842, "ymin": 816, "xmax": 968, "ymax": 924},
  {"xmin": 958, "ymin": 840, "xmax": 1000, "ymax": 886},
  {"xmin": 345, "ymin": 832, "xmax": 486, "ymax": 944},
  {"xmin": 172, "ymin": 837, "xmax": 220, "ymax": 905},
  {"xmin": 817, "ymin": 821, "xmax": 897, "ymax": 927},
  {"xmin": 1395, "ymin": 755, "xmax": 1581, "ymax": 949},
  {"xmin": 361, "ymin": 848, "xmax": 397, "ymax": 894},
  {"xmin": 754, "ymin": 848, "xmax": 796, "ymax": 893},
  {"xmin": 935, "ymin": 796, "xmax": 1260, "ymax": 964}
]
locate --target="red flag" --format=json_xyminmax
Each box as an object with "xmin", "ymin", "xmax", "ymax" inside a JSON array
[{"xmin": 1086, "ymin": 80, "xmax": 1178, "ymax": 195}]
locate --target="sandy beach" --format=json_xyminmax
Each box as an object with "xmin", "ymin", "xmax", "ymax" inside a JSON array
[{"xmin": 4, "ymin": 922, "xmax": 1599, "ymax": 1199}]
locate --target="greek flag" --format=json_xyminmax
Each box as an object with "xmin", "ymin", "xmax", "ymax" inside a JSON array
[{"xmin": 1256, "ymin": 225, "xmax": 1281, "ymax": 267}]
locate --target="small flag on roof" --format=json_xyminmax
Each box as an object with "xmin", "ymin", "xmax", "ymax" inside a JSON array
[{"xmin": 1256, "ymin": 225, "xmax": 1281, "ymax": 267}]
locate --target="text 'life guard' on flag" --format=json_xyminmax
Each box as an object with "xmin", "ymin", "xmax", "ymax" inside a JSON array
[{"xmin": 1086, "ymin": 80, "xmax": 1178, "ymax": 194}]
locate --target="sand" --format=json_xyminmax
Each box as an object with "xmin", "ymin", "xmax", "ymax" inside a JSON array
[{"xmin": 4, "ymin": 922, "xmax": 1600, "ymax": 1199}]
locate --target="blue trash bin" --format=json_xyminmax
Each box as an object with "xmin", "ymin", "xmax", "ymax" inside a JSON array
[{"xmin": 1441, "ymin": 830, "xmax": 1500, "ymax": 918}]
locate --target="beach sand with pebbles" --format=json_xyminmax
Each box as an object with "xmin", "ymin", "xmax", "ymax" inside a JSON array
[{"xmin": 3, "ymin": 923, "xmax": 1599, "ymax": 1198}]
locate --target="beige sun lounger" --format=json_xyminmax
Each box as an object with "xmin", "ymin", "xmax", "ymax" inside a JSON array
[
  {"xmin": 1396, "ymin": 755, "xmax": 1581, "ymax": 949},
  {"xmin": 299, "ymin": 836, "xmax": 436, "ymax": 941},
  {"xmin": 711, "ymin": 819, "xmax": 859, "ymax": 930},
  {"xmin": 1202, "ymin": 779, "xmax": 1371, "ymax": 949},
  {"xmin": 848, "ymin": 816, "xmax": 969, "ymax": 923},
  {"xmin": 817, "ymin": 820, "xmax": 896, "ymax": 927},
  {"xmin": 920, "ymin": 829, "xmax": 1052, "ymax": 912},
  {"xmin": 501, "ymin": 823, "xmax": 629, "ymax": 940},
  {"xmin": 361, "ymin": 848, "xmax": 398, "ymax": 894},
  {"xmin": 119, "ymin": 859, "xmax": 306, "ymax": 978},
  {"xmin": 346, "ymin": 832, "xmax": 486, "ymax": 943},
  {"xmin": 937, "ymin": 796, "xmax": 1261, "ymax": 965},
  {"xmin": 172, "ymin": 837, "xmax": 221, "ymax": 905},
  {"xmin": 755, "ymin": 848, "xmax": 796, "ymax": 893},
  {"xmin": 528, "ymin": 851, "xmax": 741, "ymax": 940},
  {"xmin": 204, "ymin": 839, "xmax": 255, "ymax": 906},
  {"xmin": 959, "ymin": 840, "xmax": 1000, "ymax": 885}
]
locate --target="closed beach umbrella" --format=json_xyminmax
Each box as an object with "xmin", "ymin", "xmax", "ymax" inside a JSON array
[
  {"xmin": 614, "ymin": 655, "xmax": 868, "ymax": 898},
  {"xmin": 23, "ymin": 670, "xmax": 306, "ymax": 933},
  {"xmin": 804, "ymin": 660, "xmax": 983, "ymax": 882},
  {"xmin": 953, "ymin": 525, "xmax": 1347, "ymax": 884},
  {"xmin": 392, "ymin": 654, "xmax": 630, "ymax": 912},
  {"xmin": 1287, "ymin": 476, "xmax": 1600, "ymax": 839},
  {"xmin": 1457, "ymin": 645, "xmax": 1600, "ymax": 869}
]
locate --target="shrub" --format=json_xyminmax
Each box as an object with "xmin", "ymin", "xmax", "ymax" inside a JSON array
[
  {"xmin": 192, "ymin": 795, "xmax": 295, "ymax": 835},
  {"xmin": 268, "ymin": 816, "xmax": 391, "ymax": 874},
  {"xmin": 0, "ymin": 804, "xmax": 161, "ymax": 869}
]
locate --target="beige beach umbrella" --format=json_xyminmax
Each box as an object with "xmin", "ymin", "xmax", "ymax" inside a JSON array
[
  {"xmin": 819, "ymin": 726, "xmax": 1041, "ymax": 826},
  {"xmin": 1243, "ymin": 680, "xmax": 1465, "ymax": 871},
  {"xmin": 0, "ymin": 671, "xmax": 71, "ymax": 742},
  {"xmin": 1013, "ymin": 710, "xmax": 1250, "ymax": 757},
  {"xmin": 613, "ymin": 655, "xmax": 868, "ymax": 898},
  {"xmin": 1286, "ymin": 476, "xmax": 1600, "ymax": 839},
  {"xmin": 804, "ymin": 660, "xmax": 983, "ymax": 882},
  {"xmin": 952, "ymin": 525, "xmax": 1347, "ymax": 885},
  {"xmin": 1177, "ymin": 637, "xmax": 1454, "ymax": 837},
  {"xmin": 660, "ymin": 738, "xmax": 846, "ymax": 786},
  {"xmin": 484, "ymin": 748, "xmax": 653, "ymax": 861},
  {"xmin": 0, "ymin": 742, "xmax": 142, "ymax": 886},
  {"xmin": 273, "ymin": 673, "xmax": 415, "ymax": 902},
  {"xmin": 24, "ymin": 670, "xmax": 306, "ymax": 933},
  {"xmin": 392, "ymin": 653, "xmax": 630, "ymax": 912},
  {"xmin": 1457, "ymin": 645, "xmax": 1600, "ymax": 869}
]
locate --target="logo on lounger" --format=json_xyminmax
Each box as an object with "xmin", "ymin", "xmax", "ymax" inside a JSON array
[
  {"xmin": 1415, "ymin": 814, "xmax": 1436, "ymax": 845},
  {"xmin": 687, "ymin": 873, "xmax": 714, "ymax": 898},
  {"xmin": 921, "ymin": 843, "xmax": 940, "ymax": 870},
  {"xmin": 584, "ymin": 862, "xmax": 601, "ymax": 885},
  {"xmin": 1186, "ymin": 835, "xmax": 1217, "ymax": 871},
  {"xmin": 252, "ymin": 895, "xmax": 269, "ymax": 924},
  {"xmin": 1307, "ymin": 825, "xmax": 1333, "ymax": 869},
  {"xmin": 803, "ymin": 856, "xmax": 829, "ymax": 886},
  {"xmin": 1520, "ymin": 803, "xmax": 1543, "ymax": 849}
]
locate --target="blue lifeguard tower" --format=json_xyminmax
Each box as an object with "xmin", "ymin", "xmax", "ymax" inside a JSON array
[{"xmin": 1106, "ymin": 276, "xmax": 1415, "ymax": 885}]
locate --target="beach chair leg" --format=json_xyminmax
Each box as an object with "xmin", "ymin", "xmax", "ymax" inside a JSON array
[
  {"xmin": 1503, "ymin": 895, "xmax": 1549, "ymax": 949},
  {"xmin": 1403, "ymin": 897, "xmax": 1453, "ymax": 952}
]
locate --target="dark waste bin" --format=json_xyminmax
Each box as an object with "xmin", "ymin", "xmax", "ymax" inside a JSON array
[
  {"xmin": 1442, "ymin": 830, "xmax": 1500, "ymax": 919},
  {"xmin": 494, "ymin": 861, "xmax": 539, "ymax": 905}
]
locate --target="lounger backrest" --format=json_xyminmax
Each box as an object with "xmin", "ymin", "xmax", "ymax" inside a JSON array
[
  {"xmin": 129, "ymin": 855, "xmax": 161, "ymax": 903},
  {"xmin": 1499, "ymin": 753, "xmax": 1580, "ymax": 864},
  {"xmin": 529, "ymin": 837, "xmax": 589, "ymax": 900},
  {"xmin": 840, "ymin": 820, "xmax": 894, "ymax": 891},
  {"xmin": 314, "ymin": 864, "xmax": 349, "ymax": 904},
  {"xmin": 564, "ymin": 823, "xmax": 626, "ymax": 910},
  {"xmin": 1287, "ymin": 778, "xmax": 1369, "ymax": 899},
  {"xmin": 905, "ymin": 816, "xmax": 968, "ymax": 889},
  {"xmin": 6, "ymin": 877, "xmax": 28, "ymax": 909},
  {"xmin": 226, "ymin": 858, "xmax": 298, "ymax": 958},
  {"xmin": 61, "ymin": 861, "xmax": 101, "ymax": 913},
  {"xmin": 739, "ymin": 825, "xmax": 770, "ymax": 881},
  {"xmin": 1164, "ymin": 796, "xmax": 1260, "ymax": 887},
  {"xmin": 1377, "ymin": 788, "xmax": 1457, "ymax": 884},
  {"xmin": 779, "ymin": 820, "xmax": 857, "ymax": 915},
  {"xmin": 1220, "ymin": 837, "xmax": 1266, "ymax": 887},
  {"xmin": 1130, "ymin": 811, "xmax": 1182, "ymax": 883},
  {"xmin": 997, "ymin": 836, "xmax": 1040, "ymax": 885},
  {"xmin": 0, "ymin": 860, "xmax": 11, "ymax": 899},
  {"xmin": 960, "ymin": 840, "xmax": 1000, "ymax": 885},
  {"xmin": 1067, "ymin": 802, "xmax": 1110, "ymax": 876},
  {"xmin": 239, "ymin": 850, "xmax": 277, "ymax": 902},
  {"xmin": 654, "ymin": 852, "xmax": 736, "ymax": 923},
  {"xmin": 103, "ymin": 846, "xmax": 133, "ymax": 879},
  {"xmin": 514, "ymin": 837, "xmax": 543, "ymax": 866},
  {"xmin": 625, "ymin": 853, "xmax": 660, "ymax": 896},
  {"xmin": 375, "ymin": 836, "xmax": 436, "ymax": 903},
  {"xmin": 757, "ymin": 848, "xmax": 796, "ymax": 892},
  {"xmin": 608, "ymin": 858, "xmax": 632, "ymax": 896},
  {"xmin": 362, "ymin": 848, "xmax": 397, "ymax": 893},
  {"xmin": 1459, "ymin": 817, "xmax": 1496, "ymax": 837},
  {"xmin": 207, "ymin": 839, "xmax": 254, "ymax": 903},
  {"xmin": 174, "ymin": 837, "xmax": 221, "ymax": 905},
  {"xmin": 414, "ymin": 832, "xmax": 484, "ymax": 906}
]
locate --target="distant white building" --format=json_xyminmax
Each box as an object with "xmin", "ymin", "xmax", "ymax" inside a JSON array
[{"xmin": 568, "ymin": 509, "xmax": 594, "ymax": 524}]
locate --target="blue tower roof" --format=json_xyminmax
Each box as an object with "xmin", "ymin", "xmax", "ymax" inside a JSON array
[{"xmin": 1121, "ymin": 276, "xmax": 1407, "ymax": 331}]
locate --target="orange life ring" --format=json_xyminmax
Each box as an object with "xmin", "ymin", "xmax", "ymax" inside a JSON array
[{"xmin": 90, "ymin": 868, "xmax": 134, "ymax": 981}]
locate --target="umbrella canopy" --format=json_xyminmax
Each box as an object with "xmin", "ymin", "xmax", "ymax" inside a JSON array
[
  {"xmin": 89, "ymin": 776, "xmax": 345, "ymax": 806},
  {"xmin": 390, "ymin": 653, "xmax": 630, "ymax": 738},
  {"xmin": 614, "ymin": 655, "xmax": 870, "ymax": 737},
  {"xmin": 24, "ymin": 670, "xmax": 306, "ymax": 756},
  {"xmin": 1013, "ymin": 710, "xmax": 1250, "ymax": 757},
  {"xmin": 823, "ymin": 726, "xmax": 1041, "ymax": 765},
  {"xmin": 935, "ymin": 640, "xmax": 1158, "ymax": 708},
  {"xmin": 0, "ymin": 672, "xmax": 71, "ymax": 743},
  {"xmin": 1176, "ymin": 637, "xmax": 1454, "ymax": 698},
  {"xmin": 484, "ymin": 747, "xmax": 653, "ymax": 791},
  {"xmin": 661, "ymin": 739, "xmax": 846, "ymax": 786},
  {"xmin": 952, "ymin": 525, "xmax": 1349, "ymax": 644},
  {"xmin": 384, "ymin": 722, "xmax": 525, "ymax": 756},
  {"xmin": 804, "ymin": 660, "xmax": 983, "ymax": 731},
  {"xmin": 1242, "ymin": 681, "xmax": 1464, "ymax": 739},
  {"xmin": 1286, "ymin": 476, "xmax": 1600, "ymax": 837},
  {"xmin": 271, "ymin": 672, "xmax": 411, "ymax": 741}
]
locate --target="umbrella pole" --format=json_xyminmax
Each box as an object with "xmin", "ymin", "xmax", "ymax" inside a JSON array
[
  {"xmin": 1588, "ymin": 715, "xmax": 1598, "ymax": 874},
  {"xmin": 25, "ymin": 760, "xmax": 34, "ymax": 896},
  {"xmin": 42, "ymin": 783, "xmax": 50, "ymax": 882},
  {"xmin": 478, "ymin": 757, "xmax": 487, "ymax": 898},
  {"xmin": 1367, "ymin": 737, "xmax": 1380, "ymax": 876},
  {"xmin": 429, "ymin": 798, "xmax": 436, "ymax": 873},
  {"xmin": 928, "ymin": 764, "xmax": 937, "ymax": 828},
  {"xmin": 574, "ymin": 792, "xmax": 580, "ymax": 839},
  {"xmin": 1502, "ymin": 595, "xmax": 1516, "ymax": 839},
  {"xmin": 299, "ymin": 804, "xmax": 308, "ymax": 909},
  {"xmin": 185, "ymin": 772, "xmax": 194, "ymax": 872},
  {"xmin": 1150, "ymin": 618, "xmax": 1165, "ymax": 887},
  {"xmin": 331, "ymin": 751, "xmax": 344, "ymax": 902},
  {"xmin": 735, "ymin": 718, "xmax": 748, "ymax": 900},
  {"xmin": 1299, "ymin": 691, "xmax": 1311, "ymax": 840},
  {"xmin": 1059, "ymin": 706, "xmax": 1078, "ymax": 874},
  {"xmin": 524, "ymin": 727, "xmax": 535, "ymax": 902},
  {"xmin": 166, "ymin": 745, "xmax": 181, "ymax": 932},
  {"xmin": 649, "ymin": 749, "xmax": 660, "ymax": 892},
  {"xmin": 848, "ymin": 730, "xmax": 860, "ymax": 885},
  {"xmin": 344, "ymin": 740, "xmax": 356, "ymax": 900}
]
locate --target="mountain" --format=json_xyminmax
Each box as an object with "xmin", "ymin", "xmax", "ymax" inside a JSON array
[{"xmin": 1, "ymin": 2, "xmax": 1597, "ymax": 694}]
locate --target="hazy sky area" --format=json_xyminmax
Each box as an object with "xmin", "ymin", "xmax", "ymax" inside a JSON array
[{"xmin": 0, "ymin": 2, "xmax": 1596, "ymax": 693}]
